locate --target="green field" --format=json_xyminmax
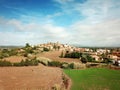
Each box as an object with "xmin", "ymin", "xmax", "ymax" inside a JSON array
[{"xmin": 64, "ymin": 68, "xmax": 120, "ymax": 90}]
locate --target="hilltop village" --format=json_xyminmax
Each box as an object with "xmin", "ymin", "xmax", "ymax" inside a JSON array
[
  {"xmin": 34, "ymin": 42, "xmax": 120, "ymax": 64},
  {"xmin": 0, "ymin": 42, "xmax": 120, "ymax": 67}
]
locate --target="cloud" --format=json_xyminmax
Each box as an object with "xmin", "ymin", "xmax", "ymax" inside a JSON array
[
  {"xmin": 53, "ymin": 0, "xmax": 74, "ymax": 4},
  {"xmin": 0, "ymin": 0, "xmax": 120, "ymax": 46},
  {"xmin": 0, "ymin": 17, "xmax": 69, "ymax": 45},
  {"xmin": 54, "ymin": 0, "xmax": 120, "ymax": 22},
  {"xmin": 69, "ymin": 19, "xmax": 120, "ymax": 47},
  {"xmin": 53, "ymin": 0, "xmax": 120, "ymax": 47}
]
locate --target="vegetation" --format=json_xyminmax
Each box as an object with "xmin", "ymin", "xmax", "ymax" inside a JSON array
[
  {"xmin": 64, "ymin": 52, "xmax": 82, "ymax": 58},
  {"xmin": 25, "ymin": 43, "xmax": 31, "ymax": 48},
  {"xmin": 0, "ymin": 49, "xmax": 18, "ymax": 59},
  {"xmin": 67, "ymin": 63, "xmax": 74, "ymax": 69},
  {"xmin": 81, "ymin": 57, "xmax": 87, "ymax": 63},
  {"xmin": 64, "ymin": 51, "xmax": 96, "ymax": 63},
  {"xmin": 48, "ymin": 61, "xmax": 62, "ymax": 67},
  {"xmin": 43, "ymin": 47, "xmax": 49, "ymax": 52},
  {"xmin": 13, "ymin": 58, "xmax": 39, "ymax": 66},
  {"xmin": 60, "ymin": 51, "xmax": 64, "ymax": 58},
  {"xmin": 37, "ymin": 57, "xmax": 52, "ymax": 66},
  {"xmin": 47, "ymin": 61, "xmax": 85, "ymax": 69},
  {"xmin": 64, "ymin": 68, "xmax": 120, "ymax": 90},
  {"xmin": 0, "ymin": 58, "xmax": 39, "ymax": 67},
  {"xmin": 101, "ymin": 58, "xmax": 112, "ymax": 64},
  {"xmin": 0, "ymin": 60, "xmax": 12, "ymax": 66}
]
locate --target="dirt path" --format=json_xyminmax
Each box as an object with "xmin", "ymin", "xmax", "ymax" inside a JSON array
[{"xmin": 0, "ymin": 64, "xmax": 63, "ymax": 90}]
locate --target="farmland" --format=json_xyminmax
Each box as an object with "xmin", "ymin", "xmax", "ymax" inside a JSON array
[
  {"xmin": 64, "ymin": 68, "xmax": 120, "ymax": 90},
  {"xmin": 0, "ymin": 64, "xmax": 63, "ymax": 90},
  {"xmin": 0, "ymin": 42, "xmax": 120, "ymax": 90}
]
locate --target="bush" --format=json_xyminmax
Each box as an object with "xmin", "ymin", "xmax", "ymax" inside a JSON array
[
  {"xmin": 68, "ymin": 63, "xmax": 74, "ymax": 69},
  {"xmin": 81, "ymin": 57, "xmax": 87, "ymax": 63},
  {"xmin": 0, "ymin": 60, "xmax": 12, "ymax": 66},
  {"xmin": 64, "ymin": 53, "xmax": 71, "ymax": 58},
  {"xmin": 48, "ymin": 61, "xmax": 62, "ymax": 67},
  {"xmin": 64, "ymin": 52, "xmax": 82, "ymax": 58},
  {"xmin": 43, "ymin": 47, "xmax": 49, "ymax": 52},
  {"xmin": 25, "ymin": 48, "xmax": 34, "ymax": 54},
  {"xmin": 37, "ymin": 57, "xmax": 52, "ymax": 66},
  {"xmin": 24, "ymin": 53, "xmax": 28, "ymax": 57},
  {"xmin": 102, "ymin": 58, "xmax": 112, "ymax": 64},
  {"xmin": 13, "ymin": 58, "xmax": 39, "ymax": 67},
  {"xmin": 60, "ymin": 51, "xmax": 64, "ymax": 58},
  {"xmin": 61, "ymin": 63, "xmax": 69, "ymax": 69},
  {"xmin": 13, "ymin": 62, "xmax": 22, "ymax": 66},
  {"xmin": 8, "ymin": 49, "xmax": 18, "ymax": 56}
]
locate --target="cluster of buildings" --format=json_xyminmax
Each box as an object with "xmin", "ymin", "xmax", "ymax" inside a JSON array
[
  {"xmin": 16, "ymin": 42, "xmax": 118, "ymax": 66},
  {"xmin": 0, "ymin": 42, "xmax": 119, "ymax": 66},
  {"xmin": 35, "ymin": 42, "xmax": 120, "ymax": 66}
]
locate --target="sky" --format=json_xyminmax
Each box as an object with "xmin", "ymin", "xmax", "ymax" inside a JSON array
[{"xmin": 0, "ymin": 0, "xmax": 120, "ymax": 47}]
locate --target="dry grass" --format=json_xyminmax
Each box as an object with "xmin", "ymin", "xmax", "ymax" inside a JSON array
[
  {"xmin": 4, "ymin": 56, "xmax": 26, "ymax": 63},
  {"xmin": 0, "ymin": 64, "xmax": 63, "ymax": 90}
]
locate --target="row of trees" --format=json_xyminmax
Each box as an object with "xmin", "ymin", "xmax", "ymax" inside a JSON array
[{"xmin": 61, "ymin": 51, "xmax": 95, "ymax": 63}]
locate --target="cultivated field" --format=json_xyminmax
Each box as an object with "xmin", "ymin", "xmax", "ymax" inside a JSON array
[
  {"xmin": 0, "ymin": 64, "xmax": 63, "ymax": 90},
  {"xmin": 4, "ymin": 56, "xmax": 26, "ymax": 63},
  {"xmin": 36, "ymin": 51, "xmax": 80, "ymax": 63},
  {"xmin": 64, "ymin": 68, "xmax": 120, "ymax": 90}
]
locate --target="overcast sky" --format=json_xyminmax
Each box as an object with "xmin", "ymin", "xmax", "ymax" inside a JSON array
[{"xmin": 0, "ymin": 0, "xmax": 120, "ymax": 47}]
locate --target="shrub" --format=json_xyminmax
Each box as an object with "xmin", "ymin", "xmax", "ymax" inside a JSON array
[
  {"xmin": 48, "ymin": 61, "xmax": 62, "ymax": 67},
  {"xmin": 68, "ymin": 63, "xmax": 74, "ymax": 69},
  {"xmin": 61, "ymin": 63, "xmax": 69, "ymax": 69},
  {"xmin": 102, "ymin": 58, "xmax": 112, "ymax": 64},
  {"xmin": 60, "ymin": 51, "xmax": 64, "ymax": 58},
  {"xmin": 13, "ymin": 62, "xmax": 22, "ymax": 66},
  {"xmin": 43, "ymin": 47, "xmax": 49, "ymax": 52},
  {"xmin": 81, "ymin": 57, "xmax": 87, "ymax": 63},
  {"xmin": 23, "ymin": 59, "xmax": 39, "ymax": 66},
  {"xmin": 24, "ymin": 53, "xmax": 28, "ymax": 57},
  {"xmin": 9, "ymin": 49, "xmax": 18, "ymax": 56},
  {"xmin": 37, "ymin": 57, "xmax": 52, "ymax": 66},
  {"xmin": 13, "ymin": 58, "xmax": 39, "ymax": 67},
  {"xmin": 64, "ymin": 53, "xmax": 71, "ymax": 58},
  {"xmin": 86, "ymin": 55, "xmax": 94, "ymax": 62},
  {"xmin": 25, "ymin": 48, "xmax": 34, "ymax": 54},
  {"xmin": 64, "ymin": 52, "xmax": 82, "ymax": 58},
  {"xmin": 0, "ymin": 60, "xmax": 12, "ymax": 66}
]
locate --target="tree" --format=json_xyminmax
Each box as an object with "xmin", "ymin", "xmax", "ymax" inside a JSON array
[
  {"xmin": 25, "ymin": 43, "xmax": 31, "ymax": 48},
  {"xmin": 43, "ymin": 47, "xmax": 49, "ymax": 51},
  {"xmin": 60, "ymin": 51, "xmax": 64, "ymax": 58},
  {"xmin": 81, "ymin": 57, "xmax": 87, "ymax": 63},
  {"xmin": 86, "ymin": 54, "xmax": 94, "ymax": 62}
]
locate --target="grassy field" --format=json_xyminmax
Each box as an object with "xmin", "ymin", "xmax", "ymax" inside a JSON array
[{"xmin": 64, "ymin": 68, "xmax": 120, "ymax": 90}]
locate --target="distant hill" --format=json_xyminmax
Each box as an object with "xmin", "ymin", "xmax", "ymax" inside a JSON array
[{"xmin": 0, "ymin": 46, "xmax": 23, "ymax": 49}]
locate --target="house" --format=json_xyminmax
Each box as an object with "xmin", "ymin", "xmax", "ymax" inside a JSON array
[
  {"xmin": 113, "ymin": 60, "xmax": 120, "ymax": 66},
  {"xmin": 109, "ymin": 55, "xmax": 118, "ymax": 60},
  {"xmin": 91, "ymin": 55, "xmax": 100, "ymax": 61}
]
